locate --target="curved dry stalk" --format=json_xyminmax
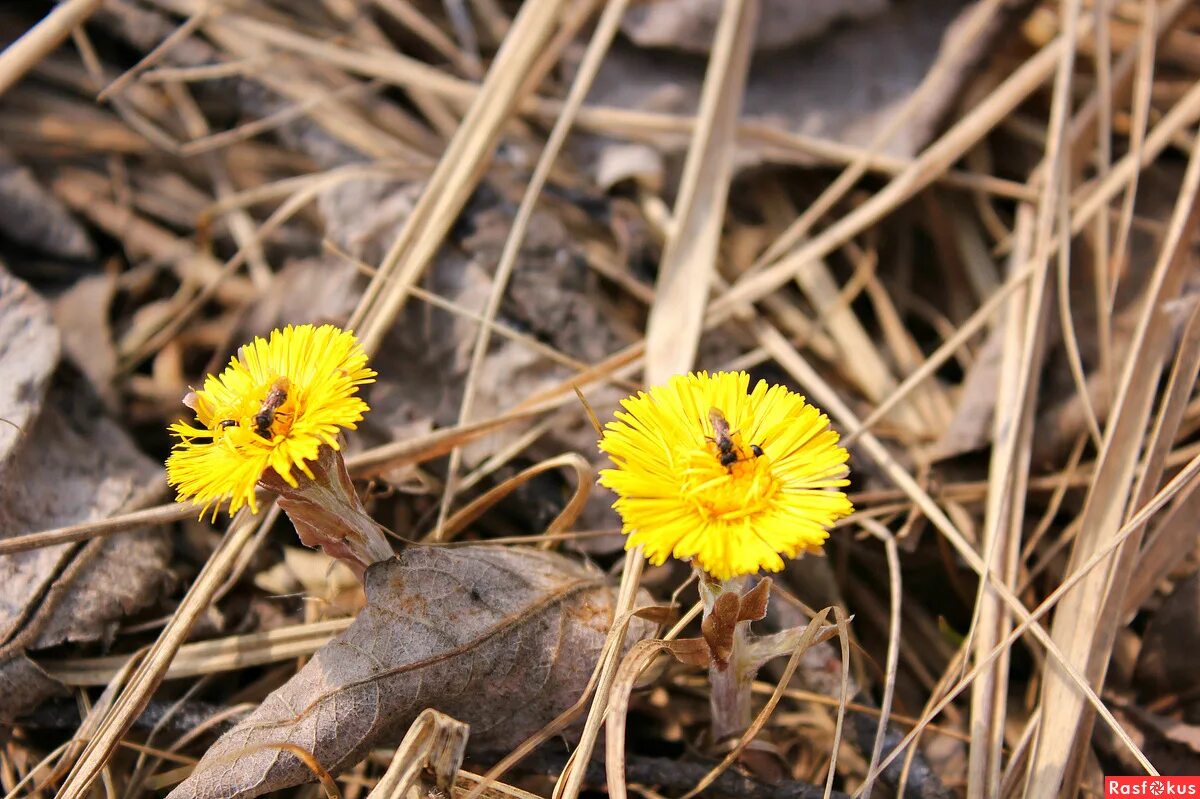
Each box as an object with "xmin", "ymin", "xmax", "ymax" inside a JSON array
[
  {"xmin": 366, "ymin": 710, "xmax": 468, "ymax": 799},
  {"xmin": 435, "ymin": 452, "xmax": 593, "ymax": 542},
  {"xmin": 824, "ymin": 608, "xmax": 854, "ymax": 799},
  {"xmin": 603, "ymin": 639, "xmax": 695, "ymax": 799}
]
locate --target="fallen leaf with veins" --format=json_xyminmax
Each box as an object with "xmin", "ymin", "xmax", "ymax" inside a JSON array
[{"xmin": 168, "ymin": 545, "xmax": 653, "ymax": 799}]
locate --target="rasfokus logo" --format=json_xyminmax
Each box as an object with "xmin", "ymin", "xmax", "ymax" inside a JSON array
[{"xmin": 1106, "ymin": 777, "xmax": 1200, "ymax": 797}]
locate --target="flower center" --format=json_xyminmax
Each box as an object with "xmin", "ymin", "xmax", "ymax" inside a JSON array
[{"xmin": 679, "ymin": 438, "xmax": 779, "ymax": 520}]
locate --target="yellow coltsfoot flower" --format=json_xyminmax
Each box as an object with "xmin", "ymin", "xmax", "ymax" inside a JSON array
[
  {"xmin": 599, "ymin": 371, "xmax": 853, "ymax": 581},
  {"xmin": 167, "ymin": 323, "xmax": 376, "ymax": 516}
]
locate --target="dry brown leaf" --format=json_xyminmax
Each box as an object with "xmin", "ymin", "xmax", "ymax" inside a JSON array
[
  {"xmin": 0, "ymin": 269, "xmax": 170, "ymax": 721},
  {"xmin": 167, "ymin": 545, "xmax": 653, "ymax": 799},
  {"xmin": 1134, "ymin": 571, "xmax": 1200, "ymax": 704}
]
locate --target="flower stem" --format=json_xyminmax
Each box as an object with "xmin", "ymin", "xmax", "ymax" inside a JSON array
[{"xmin": 698, "ymin": 571, "xmax": 755, "ymax": 745}]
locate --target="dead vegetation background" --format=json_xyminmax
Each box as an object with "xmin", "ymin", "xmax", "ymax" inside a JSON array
[{"xmin": 1, "ymin": 0, "xmax": 1199, "ymax": 797}]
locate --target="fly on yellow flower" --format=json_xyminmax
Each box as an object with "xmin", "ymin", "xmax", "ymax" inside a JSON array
[
  {"xmin": 599, "ymin": 371, "xmax": 852, "ymax": 581},
  {"xmin": 167, "ymin": 324, "xmax": 376, "ymax": 516}
]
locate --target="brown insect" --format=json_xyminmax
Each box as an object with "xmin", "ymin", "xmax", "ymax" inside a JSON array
[
  {"xmin": 707, "ymin": 408, "xmax": 763, "ymax": 470},
  {"xmin": 253, "ymin": 377, "xmax": 291, "ymax": 439},
  {"xmin": 217, "ymin": 419, "xmax": 238, "ymax": 430}
]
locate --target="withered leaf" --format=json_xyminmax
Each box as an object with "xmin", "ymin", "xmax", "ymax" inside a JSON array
[
  {"xmin": 1134, "ymin": 571, "xmax": 1200, "ymax": 703},
  {"xmin": 168, "ymin": 546, "xmax": 653, "ymax": 799},
  {"xmin": 586, "ymin": 0, "xmax": 985, "ymax": 163},
  {"xmin": 0, "ymin": 147, "xmax": 95, "ymax": 260},
  {"xmin": 621, "ymin": 0, "xmax": 888, "ymax": 54},
  {"xmin": 0, "ymin": 266, "xmax": 59, "ymax": 462},
  {"xmin": 0, "ymin": 267, "xmax": 171, "ymax": 721},
  {"xmin": 50, "ymin": 272, "xmax": 119, "ymax": 407}
]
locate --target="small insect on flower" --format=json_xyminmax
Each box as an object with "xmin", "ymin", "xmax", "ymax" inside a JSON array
[
  {"xmin": 707, "ymin": 407, "xmax": 764, "ymax": 470},
  {"xmin": 599, "ymin": 371, "xmax": 853, "ymax": 581},
  {"xmin": 166, "ymin": 324, "xmax": 376, "ymax": 517},
  {"xmin": 253, "ymin": 377, "xmax": 291, "ymax": 439}
]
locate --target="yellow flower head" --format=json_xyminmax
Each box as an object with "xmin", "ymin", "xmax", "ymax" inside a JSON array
[
  {"xmin": 167, "ymin": 324, "xmax": 376, "ymax": 516},
  {"xmin": 599, "ymin": 371, "xmax": 853, "ymax": 581}
]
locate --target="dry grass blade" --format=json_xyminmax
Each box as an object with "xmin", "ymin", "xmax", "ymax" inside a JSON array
[
  {"xmin": 350, "ymin": 0, "xmax": 566, "ymax": 354},
  {"xmin": 842, "ymin": 257, "xmax": 1039, "ymax": 447},
  {"xmin": 1028, "ymin": 128, "xmax": 1200, "ymax": 798},
  {"xmin": 757, "ymin": 321, "xmax": 1155, "ymax": 773},
  {"xmin": 858, "ymin": 454, "xmax": 1200, "ymax": 791},
  {"xmin": 551, "ymin": 550, "xmax": 644, "ymax": 799},
  {"xmin": 94, "ymin": 4, "xmax": 209, "ymax": 102},
  {"xmin": 966, "ymin": 0, "xmax": 1086, "ymax": 784},
  {"xmin": 43, "ymin": 619, "xmax": 354, "ymax": 686},
  {"xmin": 857, "ymin": 521, "xmax": 902, "ymax": 799},
  {"xmin": 0, "ymin": 0, "xmax": 103, "ymax": 96},
  {"xmin": 753, "ymin": 0, "xmax": 1013, "ymax": 268},
  {"xmin": 463, "ymin": 602, "xmax": 675, "ymax": 799},
  {"xmin": 559, "ymin": 8, "xmax": 759, "ymax": 797},
  {"xmin": 1070, "ymin": 77, "xmax": 1200, "ymax": 236},
  {"xmin": 601, "ymin": 639, "xmax": 690, "ymax": 799},
  {"xmin": 0, "ymin": 500, "xmax": 187, "ymax": 556},
  {"xmin": 1123, "ymin": 306, "xmax": 1200, "ymax": 614},
  {"xmin": 1108, "ymin": 0, "xmax": 1158, "ymax": 307},
  {"xmin": 436, "ymin": 0, "xmax": 629, "ymax": 540},
  {"xmin": 710, "ymin": 23, "xmax": 1089, "ymax": 319},
  {"xmin": 53, "ymin": 511, "xmax": 267, "ymax": 799},
  {"xmin": 713, "ymin": 14, "xmax": 1093, "ymax": 317},
  {"xmin": 643, "ymin": 0, "xmax": 757, "ymax": 383}
]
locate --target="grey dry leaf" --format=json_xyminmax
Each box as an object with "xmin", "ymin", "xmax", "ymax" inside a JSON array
[
  {"xmin": 168, "ymin": 545, "xmax": 654, "ymax": 799},
  {"xmin": 50, "ymin": 271, "xmax": 119, "ymax": 408},
  {"xmin": 0, "ymin": 266, "xmax": 59, "ymax": 462},
  {"xmin": 0, "ymin": 146, "xmax": 96, "ymax": 260},
  {"xmin": 0, "ymin": 267, "xmax": 172, "ymax": 721},
  {"xmin": 586, "ymin": 0, "xmax": 983, "ymax": 163},
  {"xmin": 621, "ymin": 0, "xmax": 889, "ymax": 54}
]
